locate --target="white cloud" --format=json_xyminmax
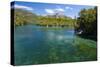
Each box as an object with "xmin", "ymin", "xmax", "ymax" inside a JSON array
[
  {"xmin": 55, "ymin": 8, "xmax": 65, "ymax": 12},
  {"xmin": 45, "ymin": 8, "xmax": 65, "ymax": 14},
  {"xmin": 14, "ymin": 4, "xmax": 34, "ymax": 11},
  {"xmin": 45, "ymin": 9, "xmax": 54, "ymax": 14},
  {"xmin": 65, "ymin": 6, "xmax": 73, "ymax": 10}
]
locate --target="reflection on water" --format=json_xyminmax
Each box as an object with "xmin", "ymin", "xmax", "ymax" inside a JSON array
[{"xmin": 14, "ymin": 25, "xmax": 97, "ymax": 65}]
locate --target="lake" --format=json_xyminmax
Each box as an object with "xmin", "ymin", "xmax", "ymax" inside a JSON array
[{"xmin": 14, "ymin": 25, "xmax": 97, "ymax": 65}]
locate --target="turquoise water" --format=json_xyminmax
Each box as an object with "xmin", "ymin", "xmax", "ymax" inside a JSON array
[{"xmin": 14, "ymin": 25, "xmax": 97, "ymax": 65}]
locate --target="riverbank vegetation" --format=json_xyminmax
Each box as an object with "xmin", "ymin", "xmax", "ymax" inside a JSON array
[{"xmin": 75, "ymin": 7, "xmax": 97, "ymax": 41}]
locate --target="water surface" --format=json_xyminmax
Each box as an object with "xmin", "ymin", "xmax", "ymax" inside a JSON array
[{"xmin": 14, "ymin": 25, "xmax": 97, "ymax": 65}]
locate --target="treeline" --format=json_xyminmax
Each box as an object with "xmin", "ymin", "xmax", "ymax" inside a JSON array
[
  {"xmin": 12, "ymin": 8, "xmax": 74, "ymax": 28},
  {"xmin": 75, "ymin": 7, "xmax": 97, "ymax": 40},
  {"xmin": 36, "ymin": 16, "xmax": 74, "ymax": 28},
  {"xmin": 13, "ymin": 9, "xmax": 38, "ymax": 26}
]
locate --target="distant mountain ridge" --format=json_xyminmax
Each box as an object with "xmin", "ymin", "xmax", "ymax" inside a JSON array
[{"xmin": 12, "ymin": 8, "xmax": 75, "ymax": 27}]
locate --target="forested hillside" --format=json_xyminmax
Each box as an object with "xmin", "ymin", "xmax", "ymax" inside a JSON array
[
  {"xmin": 12, "ymin": 8, "xmax": 75, "ymax": 28},
  {"xmin": 13, "ymin": 9, "xmax": 38, "ymax": 26}
]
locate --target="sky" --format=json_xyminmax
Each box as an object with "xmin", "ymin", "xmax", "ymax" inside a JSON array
[{"xmin": 11, "ymin": 1, "xmax": 95, "ymax": 19}]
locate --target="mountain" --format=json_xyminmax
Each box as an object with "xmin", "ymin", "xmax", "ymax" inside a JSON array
[
  {"xmin": 12, "ymin": 8, "xmax": 38, "ymax": 26},
  {"xmin": 11, "ymin": 8, "xmax": 75, "ymax": 28}
]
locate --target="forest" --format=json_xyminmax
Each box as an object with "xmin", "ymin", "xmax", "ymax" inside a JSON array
[{"xmin": 75, "ymin": 7, "xmax": 97, "ymax": 41}]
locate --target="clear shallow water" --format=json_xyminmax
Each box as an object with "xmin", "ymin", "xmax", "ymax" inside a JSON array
[{"xmin": 14, "ymin": 25, "xmax": 97, "ymax": 65}]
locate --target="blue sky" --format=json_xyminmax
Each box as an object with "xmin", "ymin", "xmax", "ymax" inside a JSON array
[{"xmin": 12, "ymin": 1, "xmax": 95, "ymax": 18}]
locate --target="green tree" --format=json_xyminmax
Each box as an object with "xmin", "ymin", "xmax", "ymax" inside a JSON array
[{"xmin": 76, "ymin": 7, "xmax": 97, "ymax": 40}]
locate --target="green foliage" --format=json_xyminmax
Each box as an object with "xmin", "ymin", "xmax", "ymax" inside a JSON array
[
  {"xmin": 77, "ymin": 7, "xmax": 97, "ymax": 34},
  {"xmin": 13, "ymin": 9, "xmax": 38, "ymax": 26},
  {"xmin": 13, "ymin": 8, "xmax": 74, "ymax": 28},
  {"xmin": 75, "ymin": 7, "xmax": 97, "ymax": 40},
  {"xmin": 37, "ymin": 16, "xmax": 74, "ymax": 27}
]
